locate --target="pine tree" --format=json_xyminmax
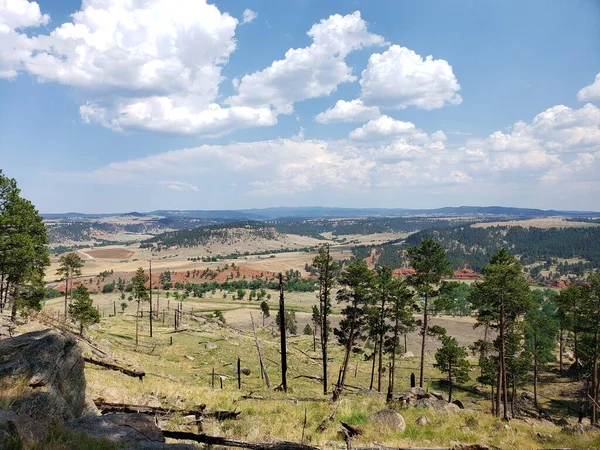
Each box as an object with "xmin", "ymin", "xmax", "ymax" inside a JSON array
[
  {"xmin": 260, "ymin": 300, "xmax": 270, "ymax": 327},
  {"xmin": 470, "ymin": 248, "xmax": 533, "ymax": 420},
  {"xmin": 333, "ymin": 258, "xmax": 374, "ymax": 399},
  {"xmin": 131, "ymin": 267, "xmax": 149, "ymax": 346},
  {"xmin": 313, "ymin": 245, "xmax": 338, "ymax": 395},
  {"xmin": 56, "ymin": 252, "xmax": 85, "ymax": 320},
  {"xmin": 0, "ymin": 170, "xmax": 50, "ymax": 320},
  {"xmin": 69, "ymin": 285, "xmax": 100, "ymax": 336},
  {"xmin": 435, "ymin": 335, "xmax": 470, "ymax": 402},
  {"xmin": 406, "ymin": 238, "xmax": 453, "ymax": 388}
]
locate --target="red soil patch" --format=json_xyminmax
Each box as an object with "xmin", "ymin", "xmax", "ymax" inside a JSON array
[{"xmin": 84, "ymin": 248, "xmax": 135, "ymax": 259}]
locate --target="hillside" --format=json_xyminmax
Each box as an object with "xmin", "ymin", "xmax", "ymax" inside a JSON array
[{"xmin": 352, "ymin": 225, "xmax": 600, "ymax": 281}]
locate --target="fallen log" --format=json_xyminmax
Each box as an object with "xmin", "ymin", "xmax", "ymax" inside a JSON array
[
  {"xmin": 294, "ymin": 375, "xmax": 323, "ymax": 383},
  {"xmin": 340, "ymin": 422, "xmax": 363, "ymax": 437},
  {"xmin": 93, "ymin": 401, "xmax": 240, "ymax": 420},
  {"xmin": 84, "ymin": 357, "xmax": 145, "ymax": 381},
  {"xmin": 240, "ymin": 395, "xmax": 328, "ymax": 403},
  {"xmin": 162, "ymin": 430, "xmax": 319, "ymax": 450}
]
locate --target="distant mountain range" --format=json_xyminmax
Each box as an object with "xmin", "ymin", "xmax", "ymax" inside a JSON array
[{"xmin": 42, "ymin": 205, "xmax": 599, "ymax": 221}]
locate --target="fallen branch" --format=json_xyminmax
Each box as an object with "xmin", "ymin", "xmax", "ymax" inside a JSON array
[
  {"xmin": 84, "ymin": 357, "xmax": 145, "ymax": 381},
  {"xmin": 240, "ymin": 395, "xmax": 328, "ymax": 403},
  {"xmin": 93, "ymin": 401, "xmax": 240, "ymax": 420},
  {"xmin": 161, "ymin": 430, "xmax": 319, "ymax": 450},
  {"xmin": 294, "ymin": 375, "xmax": 323, "ymax": 383}
]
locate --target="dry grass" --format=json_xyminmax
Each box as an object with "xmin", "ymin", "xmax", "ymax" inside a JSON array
[
  {"xmin": 24, "ymin": 293, "xmax": 600, "ymax": 449},
  {"xmin": 471, "ymin": 217, "xmax": 600, "ymax": 229}
]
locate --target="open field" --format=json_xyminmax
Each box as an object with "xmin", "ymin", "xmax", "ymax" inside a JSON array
[{"xmin": 471, "ymin": 217, "xmax": 600, "ymax": 229}]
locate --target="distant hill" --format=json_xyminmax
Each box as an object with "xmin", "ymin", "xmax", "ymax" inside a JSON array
[
  {"xmin": 142, "ymin": 220, "xmax": 282, "ymax": 248},
  {"xmin": 42, "ymin": 205, "xmax": 599, "ymax": 221}
]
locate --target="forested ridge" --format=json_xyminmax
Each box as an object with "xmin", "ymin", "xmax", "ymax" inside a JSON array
[
  {"xmin": 353, "ymin": 225, "xmax": 600, "ymax": 273},
  {"xmin": 143, "ymin": 220, "xmax": 281, "ymax": 248}
]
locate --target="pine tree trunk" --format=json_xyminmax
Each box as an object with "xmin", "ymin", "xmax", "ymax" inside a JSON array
[
  {"xmin": 448, "ymin": 363, "xmax": 453, "ymax": 403},
  {"xmin": 377, "ymin": 289, "xmax": 386, "ymax": 392},
  {"xmin": 136, "ymin": 301, "xmax": 140, "ymax": 346},
  {"xmin": 500, "ymin": 302, "xmax": 509, "ymax": 420},
  {"xmin": 559, "ymin": 327, "xmax": 564, "ymax": 374},
  {"xmin": 419, "ymin": 294, "xmax": 429, "ymax": 388},
  {"xmin": 64, "ymin": 274, "xmax": 69, "ymax": 320},
  {"xmin": 533, "ymin": 341, "xmax": 538, "ymax": 408},
  {"xmin": 590, "ymin": 299, "xmax": 600, "ymax": 425},
  {"xmin": 387, "ymin": 316, "xmax": 399, "ymax": 402},
  {"xmin": 369, "ymin": 340, "xmax": 378, "ymax": 390}
]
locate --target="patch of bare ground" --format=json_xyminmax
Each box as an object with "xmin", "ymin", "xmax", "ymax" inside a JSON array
[{"xmin": 471, "ymin": 217, "xmax": 600, "ymax": 229}]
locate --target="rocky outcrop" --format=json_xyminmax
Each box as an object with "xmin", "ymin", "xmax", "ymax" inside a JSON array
[
  {"xmin": 0, "ymin": 407, "xmax": 47, "ymax": 445},
  {"xmin": 397, "ymin": 387, "xmax": 462, "ymax": 412},
  {"xmin": 64, "ymin": 414, "xmax": 196, "ymax": 449},
  {"xmin": 0, "ymin": 329, "xmax": 97, "ymax": 425}
]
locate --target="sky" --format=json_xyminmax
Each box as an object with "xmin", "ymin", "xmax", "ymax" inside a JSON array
[{"xmin": 0, "ymin": 0, "xmax": 599, "ymax": 213}]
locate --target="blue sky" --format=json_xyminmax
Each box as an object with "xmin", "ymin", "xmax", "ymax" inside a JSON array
[{"xmin": 1, "ymin": 0, "xmax": 599, "ymax": 213}]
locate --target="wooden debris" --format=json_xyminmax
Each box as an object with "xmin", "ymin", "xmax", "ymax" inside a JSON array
[
  {"xmin": 161, "ymin": 430, "xmax": 319, "ymax": 450},
  {"xmin": 340, "ymin": 422, "xmax": 363, "ymax": 437},
  {"xmin": 84, "ymin": 357, "xmax": 145, "ymax": 381},
  {"xmin": 93, "ymin": 400, "xmax": 240, "ymax": 420},
  {"xmin": 240, "ymin": 395, "xmax": 328, "ymax": 403}
]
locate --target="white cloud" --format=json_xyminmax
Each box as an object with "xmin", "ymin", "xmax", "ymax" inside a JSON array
[
  {"xmin": 315, "ymin": 99, "xmax": 380, "ymax": 123},
  {"xmin": 80, "ymin": 99, "xmax": 277, "ymax": 136},
  {"xmin": 0, "ymin": 0, "xmax": 48, "ymax": 79},
  {"xmin": 1, "ymin": 0, "xmax": 282, "ymax": 135},
  {"xmin": 349, "ymin": 115, "xmax": 417, "ymax": 140},
  {"xmin": 578, "ymin": 73, "xmax": 600, "ymax": 102},
  {"xmin": 227, "ymin": 11, "xmax": 386, "ymax": 113},
  {"xmin": 242, "ymin": 9, "xmax": 257, "ymax": 24},
  {"xmin": 160, "ymin": 181, "xmax": 199, "ymax": 192},
  {"xmin": 359, "ymin": 45, "xmax": 462, "ymax": 110}
]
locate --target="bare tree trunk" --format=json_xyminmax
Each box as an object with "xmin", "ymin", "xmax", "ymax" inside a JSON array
[
  {"xmin": 419, "ymin": 294, "xmax": 429, "ymax": 388},
  {"xmin": 278, "ymin": 274, "xmax": 287, "ymax": 393},
  {"xmin": 495, "ymin": 363, "xmax": 501, "ymax": 417},
  {"xmin": 251, "ymin": 312, "xmax": 271, "ymax": 389},
  {"xmin": 533, "ymin": 338, "xmax": 538, "ymax": 408}
]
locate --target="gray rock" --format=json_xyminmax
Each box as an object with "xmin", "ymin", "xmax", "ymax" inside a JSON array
[
  {"xmin": 452, "ymin": 399, "xmax": 465, "ymax": 409},
  {"xmin": 415, "ymin": 415, "xmax": 429, "ymax": 426},
  {"xmin": 205, "ymin": 342, "xmax": 217, "ymax": 350},
  {"xmin": 430, "ymin": 391, "xmax": 446, "ymax": 401},
  {"xmin": 0, "ymin": 407, "xmax": 47, "ymax": 444},
  {"xmin": 0, "ymin": 316, "xmax": 15, "ymax": 340},
  {"xmin": 370, "ymin": 409, "xmax": 406, "ymax": 432},
  {"xmin": 0, "ymin": 329, "xmax": 97, "ymax": 425},
  {"xmin": 66, "ymin": 414, "xmax": 196, "ymax": 449}
]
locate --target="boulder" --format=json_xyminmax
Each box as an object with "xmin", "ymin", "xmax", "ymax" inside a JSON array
[
  {"xmin": 370, "ymin": 409, "xmax": 406, "ymax": 432},
  {"xmin": 397, "ymin": 388, "xmax": 462, "ymax": 412},
  {"xmin": 415, "ymin": 415, "xmax": 429, "ymax": 426},
  {"xmin": 0, "ymin": 329, "xmax": 97, "ymax": 425},
  {"xmin": 64, "ymin": 413, "xmax": 195, "ymax": 449},
  {"xmin": 0, "ymin": 407, "xmax": 46, "ymax": 444},
  {"xmin": 205, "ymin": 342, "xmax": 217, "ymax": 350}
]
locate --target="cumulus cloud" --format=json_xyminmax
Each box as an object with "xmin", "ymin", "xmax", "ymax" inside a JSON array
[
  {"xmin": 160, "ymin": 181, "xmax": 199, "ymax": 192},
  {"xmin": 578, "ymin": 73, "xmax": 600, "ymax": 102},
  {"xmin": 242, "ymin": 9, "xmax": 257, "ymax": 24},
  {"xmin": 349, "ymin": 115, "xmax": 417, "ymax": 140},
  {"xmin": 315, "ymin": 99, "xmax": 380, "ymax": 123},
  {"xmin": 0, "ymin": 0, "xmax": 280, "ymax": 135},
  {"xmin": 227, "ymin": 11, "xmax": 386, "ymax": 113},
  {"xmin": 359, "ymin": 45, "xmax": 462, "ymax": 110},
  {"xmin": 0, "ymin": 0, "xmax": 49, "ymax": 78}
]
